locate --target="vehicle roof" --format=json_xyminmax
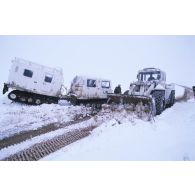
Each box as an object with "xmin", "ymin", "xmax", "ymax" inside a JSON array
[
  {"xmin": 138, "ymin": 67, "xmax": 165, "ymax": 74},
  {"xmin": 73, "ymin": 75, "xmax": 111, "ymax": 82},
  {"xmin": 12, "ymin": 57, "xmax": 63, "ymax": 73}
]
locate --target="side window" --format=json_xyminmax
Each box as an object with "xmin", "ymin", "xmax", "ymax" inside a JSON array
[
  {"xmin": 44, "ymin": 74, "xmax": 53, "ymax": 83},
  {"xmin": 102, "ymin": 81, "xmax": 110, "ymax": 88},
  {"xmin": 87, "ymin": 79, "xmax": 96, "ymax": 87},
  {"xmin": 23, "ymin": 69, "xmax": 33, "ymax": 78}
]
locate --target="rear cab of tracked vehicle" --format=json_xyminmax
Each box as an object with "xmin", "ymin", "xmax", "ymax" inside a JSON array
[
  {"xmin": 3, "ymin": 58, "xmax": 64, "ymax": 104},
  {"xmin": 68, "ymin": 76, "xmax": 112, "ymax": 104}
]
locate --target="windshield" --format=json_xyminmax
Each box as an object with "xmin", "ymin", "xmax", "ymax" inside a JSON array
[{"xmin": 138, "ymin": 71, "xmax": 161, "ymax": 81}]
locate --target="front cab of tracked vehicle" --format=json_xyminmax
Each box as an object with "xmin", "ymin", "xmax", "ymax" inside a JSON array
[{"xmin": 68, "ymin": 76, "xmax": 113, "ymax": 105}]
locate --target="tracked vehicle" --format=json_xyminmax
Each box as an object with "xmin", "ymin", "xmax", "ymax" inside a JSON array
[
  {"xmin": 66, "ymin": 76, "xmax": 113, "ymax": 107},
  {"xmin": 3, "ymin": 58, "xmax": 64, "ymax": 105},
  {"xmin": 3, "ymin": 58, "xmax": 113, "ymax": 106},
  {"xmin": 108, "ymin": 68, "xmax": 175, "ymax": 115}
]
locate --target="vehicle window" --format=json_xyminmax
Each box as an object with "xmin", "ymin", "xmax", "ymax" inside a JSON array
[
  {"xmin": 23, "ymin": 69, "xmax": 33, "ymax": 78},
  {"xmin": 139, "ymin": 72, "xmax": 161, "ymax": 81},
  {"xmin": 45, "ymin": 74, "xmax": 53, "ymax": 83},
  {"xmin": 87, "ymin": 79, "xmax": 96, "ymax": 87},
  {"xmin": 102, "ymin": 81, "xmax": 110, "ymax": 88}
]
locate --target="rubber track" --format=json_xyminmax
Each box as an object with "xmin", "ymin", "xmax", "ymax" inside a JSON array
[
  {"xmin": 0, "ymin": 116, "xmax": 91, "ymax": 150},
  {"xmin": 3, "ymin": 126, "xmax": 97, "ymax": 161}
]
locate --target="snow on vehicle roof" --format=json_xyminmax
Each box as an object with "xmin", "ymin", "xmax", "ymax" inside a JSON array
[
  {"xmin": 12, "ymin": 57, "xmax": 63, "ymax": 72},
  {"xmin": 138, "ymin": 67, "xmax": 165, "ymax": 74},
  {"xmin": 141, "ymin": 67, "xmax": 161, "ymax": 72},
  {"xmin": 73, "ymin": 75, "xmax": 111, "ymax": 82}
]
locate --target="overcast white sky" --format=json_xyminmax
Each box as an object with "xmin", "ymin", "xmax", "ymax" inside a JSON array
[{"xmin": 0, "ymin": 35, "xmax": 194, "ymax": 95}]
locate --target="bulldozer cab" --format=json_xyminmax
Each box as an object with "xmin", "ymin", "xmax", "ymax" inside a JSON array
[
  {"xmin": 138, "ymin": 71, "xmax": 161, "ymax": 81},
  {"xmin": 137, "ymin": 68, "xmax": 166, "ymax": 82}
]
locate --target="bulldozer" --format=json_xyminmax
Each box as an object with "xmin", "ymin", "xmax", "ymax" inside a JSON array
[{"xmin": 107, "ymin": 68, "xmax": 175, "ymax": 115}]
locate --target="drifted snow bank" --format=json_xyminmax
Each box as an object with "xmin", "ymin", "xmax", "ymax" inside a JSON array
[
  {"xmin": 175, "ymin": 85, "xmax": 185, "ymax": 99},
  {"xmin": 42, "ymin": 99, "xmax": 195, "ymax": 161}
]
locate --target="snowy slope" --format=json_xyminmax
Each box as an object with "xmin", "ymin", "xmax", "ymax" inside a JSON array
[
  {"xmin": 42, "ymin": 99, "xmax": 195, "ymax": 161},
  {"xmin": 0, "ymin": 98, "xmax": 92, "ymax": 140},
  {"xmin": 0, "ymin": 86, "xmax": 194, "ymax": 161}
]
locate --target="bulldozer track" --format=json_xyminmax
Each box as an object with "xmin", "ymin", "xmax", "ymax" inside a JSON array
[
  {"xmin": 3, "ymin": 125, "xmax": 97, "ymax": 161},
  {"xmin": 0, "ymin": 116, "xmax": 91, "ymax": 150}
]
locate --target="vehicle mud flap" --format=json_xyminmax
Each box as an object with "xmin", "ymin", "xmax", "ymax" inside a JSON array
[
  {"xmin": 70, "ymin": 95, "xmax": 78, "ymax": 106},
  {"xmin": 3, "ymin": 83, "xmax": 9, "ymax": 94}
]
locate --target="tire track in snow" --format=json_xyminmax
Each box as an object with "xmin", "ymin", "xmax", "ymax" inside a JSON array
[
  {"xmin": 2, "ymin": 125, "xmax": 97, "ymax": 161},
  {"xmin": 0, "ymin": 116, "xmax": 91, "ymax": 150}
]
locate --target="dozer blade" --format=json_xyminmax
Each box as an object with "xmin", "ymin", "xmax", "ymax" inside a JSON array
[
  {"xmin": 107, "ymin": 94, "xmax": 156, "ymax": 120},
  {"xmin": 107, "ymin": 94, "xmax": 153, "ymax": 105},
  {"xmin": 106, "ymin": 94, "xmax": 156, "ymax": 118}
]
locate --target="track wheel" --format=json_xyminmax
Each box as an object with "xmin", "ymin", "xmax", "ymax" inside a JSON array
[
  {"xmin": 35, "ymin": 98, "xmax": 42, "ymax": 105},
  {"xmin": 10, "ymin": 93, "xmax": 17, "ymax": 100},
  {"xmin": 8, "ymin": 91, "xmax": 18, "ymax": 101},
  {"xmin": 20, "ymin": 97, "xmax": 26, "ymax": 102},
  {"xmin": 27, "ymin": 97, "xmax": 33, "ymax": 103}
]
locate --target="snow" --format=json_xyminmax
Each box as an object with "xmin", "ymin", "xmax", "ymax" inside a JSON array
[
  {"xmin": 0, "ymin": 97, "xmax": 92, "ymax": 140},
  {"xmin": 42, "ymin": 100, "xmax": 195, "ymax": 161},
  {"xmin": 175, "ymin": 84, "xmax": 185, "ymax": 99},
  {"xmin": 1, "ymin": 86, "xmax": 195, "ymax": 161},
  {"xmin": 0, "ymin": 117, "xmax": 97, "ymax": 160}
]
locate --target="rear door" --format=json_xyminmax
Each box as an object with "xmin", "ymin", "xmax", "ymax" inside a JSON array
[
  {"xmin": 101, "ymin": 80, "xmax": 111, "ymax": 98},
  {"xmin": 86, "ymin": 79, "xmax": 98, "ymax": 99},
  {"xmin": 42, "ymin": 73, "xmax": 55, "ymax": 95}
]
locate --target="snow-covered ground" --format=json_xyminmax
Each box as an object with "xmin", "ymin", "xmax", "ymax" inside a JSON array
[
  {"xmin": 0, "ymin": 98, "xmax": 92, "ymax": 140},
  {"xmin": 42, "ymin": 99, "xmax": 195, "ymax": 161},
  {"xmin": 0, "ymin": 86, "xmax": 195, "ymax": 161}
]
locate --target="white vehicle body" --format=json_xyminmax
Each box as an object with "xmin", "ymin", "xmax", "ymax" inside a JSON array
[
  {"xmin": 6, "ymin": 58, "xmax": 64, "ymax": 97},
  {"xmin": 129, "ymin": 68, "xmax": 175, "ymax": 104},
  {"xmin": 128, "ymin": 67, "xmax": 175, "ymax": 115},
  {"xmin": 69, "ymin": 76, "xmax": 112, "ymax": 100},
  {"xmin": 108, "ymin": 67, "xmax": 175, "ymax": 116}
]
